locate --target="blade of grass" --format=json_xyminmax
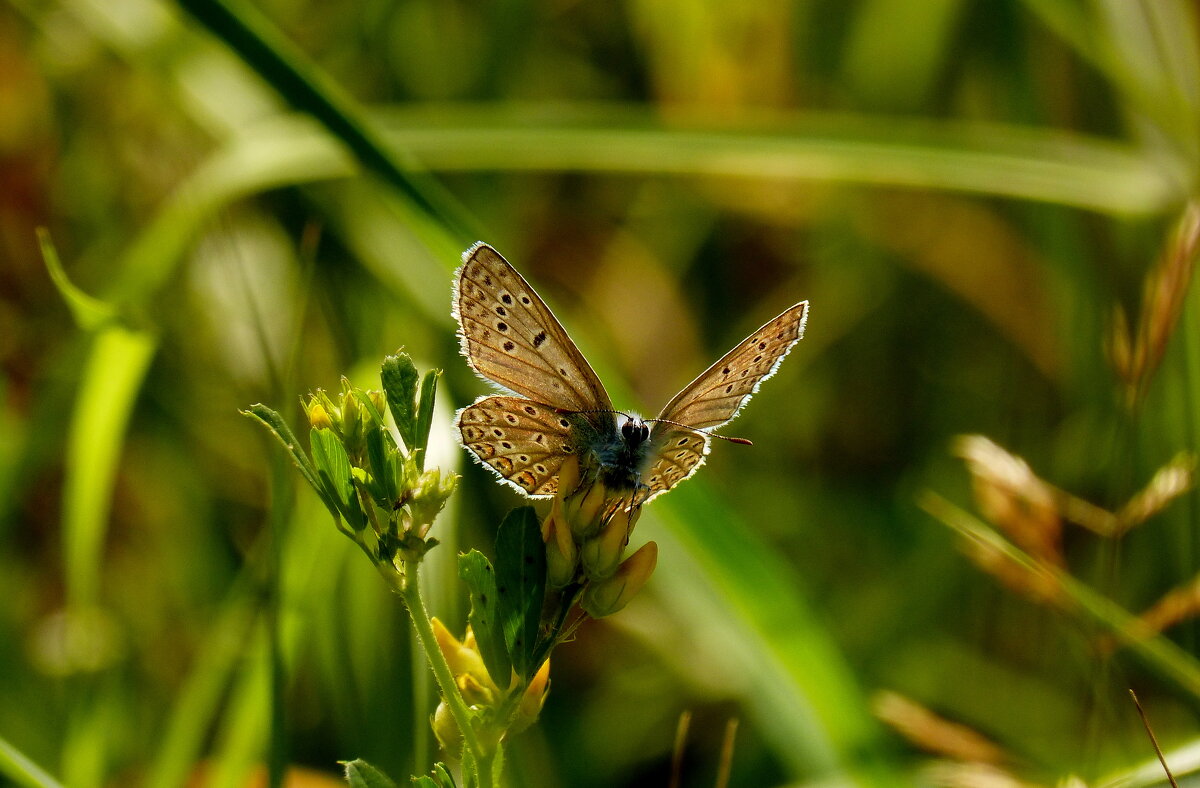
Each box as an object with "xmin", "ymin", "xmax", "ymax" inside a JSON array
[
  {"xmin": 173, "ymin": 0, "xmax": 477, "ymax": 239},
  {"xmin": 652, "ymin": 484, "xmax": 895, "ymax": 785},
  {"xmin": 178, "ymin": 105, "xmax": 1180, "ymax": 217},
  {"xmin": 146, "ymin": 599, "xmax": 258, "ymax": 788},
  {"xmin": 64, "ymin": 325, "xmax": 158, "ymax": 608},
  {"xmin": 38, "ymin": 229, "xmax": 116, "ymax": 331},
  {"xmin": 370, "ymin": 107, "xmax": 1181, "ymax": 215},
  {"xmin": 0, "ymin": 734, "xmax": 65, "ymax": 788},
  {"xmin": 204, "ymin": 619, "xmax": 272, "ymax": 788},
  {"xmin": 106, "ymin": 101, "xmax": 1180, "ymax": 325},
  {"xmin": 1130, "ymin": 689, "xmax": 1181, "ymax": 788}
]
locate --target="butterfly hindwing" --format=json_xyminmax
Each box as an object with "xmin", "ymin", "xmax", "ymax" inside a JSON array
[
  {"xmin": 640, "ymin": 428, "xmax": 710, "ymax": 504},
  {"xmin": 457, "ymin": 395, "xmax": 577, "ymax": 497},
  {"xmin": 454, "ymin": 243, "xmax": 613, "ymax": 414}
]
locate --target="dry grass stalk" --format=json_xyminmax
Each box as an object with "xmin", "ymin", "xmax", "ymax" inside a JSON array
[
  {"xmin": 714, "ymin": 718, "xmax": 739, "ymax": 788},
  {"xmin": 669, "ymin": 710, "xmax": 691, "ymax": 788},
  {"xmin": 960, "ymin": 534, "xmax": 1068, "ymax": 608},
  {"xmin": 955, "ymin": 437, "xmax": 1194, "ymax": 542},
  {"xmin": 1132, "ymin": 572, "xmax": 1200, "ymax": 641},
  {"xmin": 954, "ymin": 436, "xmax": 1064, "ymax": 565},
  {"xmin": 1110, "ymin": 202, "xmax": 1200, "ymax": 407},
  {"xmin": 872, "ymin": 691, "xmax": 1009, "ymax": 766},
  {"xmin": 1116, "ymin": 452, "xmax": 1197, "ymax": 532},
  {"xmin": 1129, "ymin": 689, "xmax": 1180, "ymax": 788}
]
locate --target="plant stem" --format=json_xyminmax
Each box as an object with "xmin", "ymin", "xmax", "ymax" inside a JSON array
[{"xmin": 398, "ymin": 558, "xmax": 495, "ymax": 785}]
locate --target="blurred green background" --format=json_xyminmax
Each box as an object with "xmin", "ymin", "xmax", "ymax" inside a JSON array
[{"xmin": 4, "ymin": 0, "xmax": 1200, "ymax": 786}]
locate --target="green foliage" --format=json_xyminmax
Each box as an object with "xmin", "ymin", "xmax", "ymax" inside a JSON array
[
  {"xmin": 243, "ymin": 404, "xmax": 331, "ymax": 511},
  {"xmin": 458, "ymin": 551, "xmax": 512, "ymax": 688},
  {"xmin": 383, "ymin": 353, "xmax": 441, "ymax": 470},
  {"xmin": 342, "ymin": 758, "xmax": 398, "ymax": 788},
  {"xmin": 311, "ymin": 426, "xmax": 368, "ymax": 532},
  {"xmin": 494, "ymin": 508, "xmax": 548, "ymax": 681},
  {"xmin": 382, "ymin": 354, "xmax": 422, "ymax": 451}
]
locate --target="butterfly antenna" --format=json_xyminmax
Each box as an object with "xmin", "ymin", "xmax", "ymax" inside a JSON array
[
  {"xmin": 645, "ymin": 417, "xmax": 753, "ymax": 446},
  {"xmin": 555, "ymin": 407, "xmax": 636, "ymax": 420}
]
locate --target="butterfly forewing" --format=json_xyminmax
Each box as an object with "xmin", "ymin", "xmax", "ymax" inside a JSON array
[
  {"xmin": 654, "ymin": 301, "xmax": 809, "ymax": 431},
  {"xmin": 458, "ymin": 395, "xmax": 577, "ymax": 497},
  {"xmin": 454, "ymin": 243, "xmax": 613, "ymax": 413}
]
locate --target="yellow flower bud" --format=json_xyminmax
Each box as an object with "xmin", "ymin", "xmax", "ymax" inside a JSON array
[
  {"xmin": 456, "ymin": 671, "xmax": 495, "ymax": 707},
  {"xmin": 580, "ymin": 503, "xmax": 635, "ymax": 580},
  {"xmin": 431, "ymin": 618, "xmax": 492, "ymax": 690},
  {"xmin": 556, "ymin": 455, "xmax": 581, "ymax": 497},
  {"xmin": 303, "ymin": 391, "xmax": 339, "ymax": 430},
  {"xmin": 338, "ymin": 386, "xmax": 366, "ymax": 451},
  {"xmin": 580, "ymin": 541, "xmax": 658, "ymax": 618},
  {"xmin": 306, "ymin": 402, "xmax": 333, "ymax": 431},
  {"xmin": 368, "ymin": 389, "xmax": 387, "ymax": 417},
  {"xmin": 510, "ymin": 658, "xmax": 551, "ymax": 734},
  {"xmin": 544, "ymin": 498, "xmax": 578, "ymax": 588},
  {"xmin": 432, "ymin": 701, "xmax": 462, "ymax": 756},
  {"xmin": 564, "ymin": 478, "xmax": 609, "ymax": 538}
]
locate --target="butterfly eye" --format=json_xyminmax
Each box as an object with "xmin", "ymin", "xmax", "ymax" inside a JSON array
[{"xmin": 621, "ymin": 421, "xmax": 649, "ymax": 446}]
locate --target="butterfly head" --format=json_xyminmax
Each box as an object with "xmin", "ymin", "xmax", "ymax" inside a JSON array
[{"xmin": 618, "ymin": 414, "xmax": 650, "ymax": 448}]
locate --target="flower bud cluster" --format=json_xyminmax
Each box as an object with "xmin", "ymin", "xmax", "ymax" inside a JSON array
[
  {"xmin": 542, "ymin": 456, "xmax": 658, "ymax": 618},
  {"xmin": 430, "ymin": 618, "xmax": 551, "ymax": 755},
  {"xmin": 302, "ymin": 382, "xmax": 387, "ymax": 464},
  {"xmin": 294, "ymin": 374, "xmax": 456, "ymax": 566}
]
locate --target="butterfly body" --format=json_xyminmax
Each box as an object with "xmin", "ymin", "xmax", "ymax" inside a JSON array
[
  {"xmin": 453, "ymin": 243, "xmax": 808, "ymax": 503},
  {"xmin": 578, "ymin": 411, "xmax": 652, "ymax": 492}
]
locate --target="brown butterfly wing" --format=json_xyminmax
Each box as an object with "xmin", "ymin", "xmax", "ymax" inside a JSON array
[
  {"xmin": 655, "ymin": 301, "xmax": 808, "ymax": 430},
  {"xmin": 457, "ymin": 395, "xmax": 578, "ymax": 498},
  {"xmin": 641, "ymin": 301, "xmax": 809, "ymax": 501},
  {"xmin": 454, "ymin": 243, "xmax": 613, "ymax": 414},
  {"xmin": 640, "ymin": 428, "xmax": 710, "ymax": 504}
]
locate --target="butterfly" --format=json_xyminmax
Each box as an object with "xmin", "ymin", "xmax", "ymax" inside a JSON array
[{"xmin": 453, "ymin": 242, "xmax": 808, "ymax": 504}]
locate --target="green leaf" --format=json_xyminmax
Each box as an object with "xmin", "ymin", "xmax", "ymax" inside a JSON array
[
  {"xmin": 38, "ymin": 228, "xmax": 118, "ymax": 331},
  {"xmin": 381, "ymin": 353, "xmax": 419, "ymax": 452},
  {"xmin": 350, "ymin": 386, "xmax": 388, "ymax": 429},
  {"xmin": 494, "ymin": 507, "xmax": 546, "ymax": 679},
  {"xmin": 431, "ymin": 763, "xmax": 457, "ymax": 787},
  {"xmin": 310, "ymin": 428, "xmax": 366, "ymax": 530},
  {"xmin": 341, "ymin": 758, "xmax": 398, "ymax": 788},
  {"xmin": 365, "ymin": 427, "xmax": 397, "ymax": 506},
  {"xmin": 413, "ymin": 369, "xmax": 440, "ymax": 471},
  {"xmin": 242, "ymin": 404, "xmax": 336, "ymax": 517},
  {"xmin": 458, "ymin": 550, "xmax": 511, "ymax": 687},
  {"xmin": 410, "ymin": 779, "xmax": 438, "ymax": 788}
]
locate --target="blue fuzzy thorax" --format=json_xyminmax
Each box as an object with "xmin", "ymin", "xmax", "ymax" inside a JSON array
[{"xmin": 567, "ymin": 411, "xmax": 651, "ymax": 492}]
